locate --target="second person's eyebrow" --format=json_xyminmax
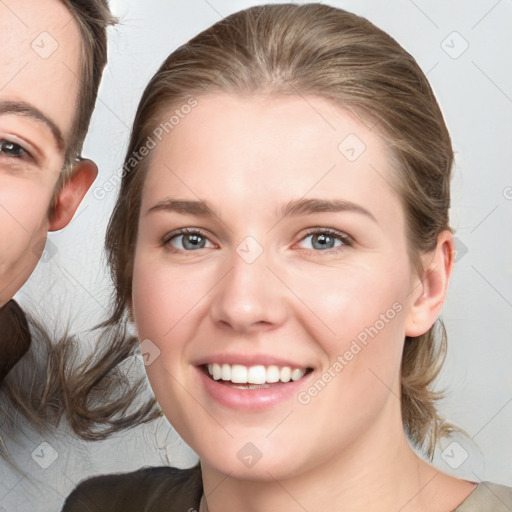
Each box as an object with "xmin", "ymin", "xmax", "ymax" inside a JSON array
[{"xmin": 0, "ymin": 99, "xmax": 66, "ymax": 151}]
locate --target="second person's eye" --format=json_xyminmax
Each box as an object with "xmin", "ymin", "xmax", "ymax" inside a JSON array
[{"xmin": 0, "ymin": 139, "xmax": 29, "ymax": 159}]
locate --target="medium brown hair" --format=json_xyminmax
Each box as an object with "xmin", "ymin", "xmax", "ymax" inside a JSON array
[{"xmin": 106, "ymin": 3, "xmax": 457, "ymax": 458}]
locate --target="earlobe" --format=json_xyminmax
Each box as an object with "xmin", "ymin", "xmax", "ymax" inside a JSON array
[
  {"xmin": 404, "ymin": 231, "xmax": 454, "ymax": 338},
  {"xmin": 49, "ymin": 159, "xmax": 98, "ymax": 231}
]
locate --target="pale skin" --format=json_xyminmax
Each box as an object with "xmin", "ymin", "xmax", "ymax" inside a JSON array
[
  {"xmin": 132, "ymin": 93, "xmax": 476, "ymax": 512},
  {"xmin": 0, "ymin": 0, "xmax": 97, "ymax": 307}
]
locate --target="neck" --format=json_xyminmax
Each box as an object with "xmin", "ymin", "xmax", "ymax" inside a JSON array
[{"xmin": 200, "ymin": 412, "xmax": 474, "ymax": 512}]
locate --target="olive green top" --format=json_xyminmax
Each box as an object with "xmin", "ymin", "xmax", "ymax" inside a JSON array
[
  {"xmin": 452, "ymin": 481, "xmax": 512, "ymax": 511},
  {"xmin": 61, "ymin": 465, "xmax": 512, "ymax": 512}
]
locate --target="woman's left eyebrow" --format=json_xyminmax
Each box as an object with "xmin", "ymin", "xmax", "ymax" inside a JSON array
[{"xmin": 279, "ymin": 198, "xmax": 377, "ymax": 223}]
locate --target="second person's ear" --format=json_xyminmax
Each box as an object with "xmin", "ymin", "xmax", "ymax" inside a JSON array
[{"xmin": 49, "ymin": 159, "xmax": 98, "ymax": 231}]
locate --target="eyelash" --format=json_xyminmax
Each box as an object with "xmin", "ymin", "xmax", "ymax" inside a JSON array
[{"xmin": 162, "ymin": 227, "xmax": 353, "ymax": 254}]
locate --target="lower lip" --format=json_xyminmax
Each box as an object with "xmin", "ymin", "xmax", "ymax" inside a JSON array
[{"xmin": 197, "ymin": 367, "xmax": 311, "ymax": 411}]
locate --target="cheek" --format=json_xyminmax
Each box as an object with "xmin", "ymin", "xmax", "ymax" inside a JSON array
[
  {"xmin": 131, "ymin": 255, "xmax": 213, "ymax": 438},
  {"xmin": 291, "ymin": 266, "xmax": 407, "ymax": 450},
  {"xmin": 0, "ymin": 179, "xmax": 54, "ymax": 303},
  {"xmin": 0, "ymin": 180, "xmax": 52, "ymax": 261},
  {"xmin": 131, "ymin": 251, "xmax": 217, "ymax": 355},
  {"xmin": 287, "ymin": 257, "xmax": 410, "ymax": 414},
  {"xmin": 0, "ymin": 176, "xmax": 51, "ymax": 219},
  {"xmin": 285, "ymin": 257, "xmax": 409, "ymax": 345}
]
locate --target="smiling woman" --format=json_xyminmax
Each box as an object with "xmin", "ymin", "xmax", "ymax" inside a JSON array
[{"xmin": 62, "ymin": 3, "xmax": 512, "ymax": 512}]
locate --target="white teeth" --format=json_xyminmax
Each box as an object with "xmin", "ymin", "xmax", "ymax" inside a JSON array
[
  {"xmin": 280, "ymin": 367, "xmax": 291, "ymax": 383},
  {"xmin": 266, "ymin": 365, "xmax": 280, "ymax": 383},
  {"xmin": 212, "ymin": 363, "xmax": 222, "ymax": 381},
  {"xmin": 231, "ymin": 364, "xmax": 247, "ymax": 383},
  {"xmin": 248, "ymin": 365, "xmax": 267, "ymax": 384},
  {"xmin": 206, "ymin": 363, "xmax": 307, "ymax": 384},
  {"xmin": 291, "ymin": 368, "xmax": 305, "ymax": 381},
  {"xmin": 221, "ymin": 363, "xmax": 231, "ymax": 381}
]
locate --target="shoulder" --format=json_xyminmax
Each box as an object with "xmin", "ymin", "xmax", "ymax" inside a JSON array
[
  {"xmin": 61, "ymin": 465, "xmax": 202, "ymax": 512},
  {"xmin": 454, "ymin": 481, "xmax": 512, "ymax": 512}
]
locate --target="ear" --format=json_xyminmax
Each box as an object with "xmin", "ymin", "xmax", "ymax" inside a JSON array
[
  {"xmin": 404, "ymin": 230, "xmax": 454, "ymax": 337},
  {"xmin": 49, "ymin": 159, "xmax": 98, "ymax": 231}
]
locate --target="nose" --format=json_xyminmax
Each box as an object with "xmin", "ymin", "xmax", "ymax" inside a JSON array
[{"xmin": 209, "ymin": 246, "xmax": 289, "ymax": 334}]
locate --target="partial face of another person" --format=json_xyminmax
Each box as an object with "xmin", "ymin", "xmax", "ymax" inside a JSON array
[
  {"xmin": 132, "ymin": 93, "xmax": 451, "ymax": 480},
  {"xmin": 0, "ymin": 0, "xmax": 97, "ymax": 307}
]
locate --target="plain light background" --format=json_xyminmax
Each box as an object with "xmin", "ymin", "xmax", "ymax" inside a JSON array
[{"xmin": 5, "ymin": 1, "xmax": 511, "ymax": 510}]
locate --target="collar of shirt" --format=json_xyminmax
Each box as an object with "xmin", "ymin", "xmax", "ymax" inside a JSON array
[{"xmin": 199, "ymin": 494, "xmax": 208, "ymax": 512}]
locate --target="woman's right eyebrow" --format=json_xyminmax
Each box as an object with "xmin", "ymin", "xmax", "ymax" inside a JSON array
[
  {"xmin": 146, "ymin": 198, "xmax": 217, "ymax": 217},
  {"xmin": 0, "ymin": 99, "xmax": 65, "ymax": 151}
]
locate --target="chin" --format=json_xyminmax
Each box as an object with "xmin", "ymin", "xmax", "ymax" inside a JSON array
[{"xmin": 192, "ymin": 431, "xmax": 311, "ymax": 482}]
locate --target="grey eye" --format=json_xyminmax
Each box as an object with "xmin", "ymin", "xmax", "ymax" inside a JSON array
[
  {"xmin": 171, "ymin": 232, "xmax": 211, "ymax": 250},
  {"xmin": 300, "ymin": 232, "xmax": 343, "ymax": 251}
]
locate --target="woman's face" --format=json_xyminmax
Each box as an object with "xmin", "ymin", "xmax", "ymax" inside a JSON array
[{"xmin": 133, "ymin": 93, "xmax": 425, "ymax": 479}]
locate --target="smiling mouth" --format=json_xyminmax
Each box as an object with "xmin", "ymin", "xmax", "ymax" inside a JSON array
[{"xmin": 205, "ymin": 363, "xmax": 312, "ymax": 389}]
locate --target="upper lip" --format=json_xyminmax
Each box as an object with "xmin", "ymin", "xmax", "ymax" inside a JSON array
[{"xmin": 193, "ymin": 354, "xmax": 311, "ymax": 369}]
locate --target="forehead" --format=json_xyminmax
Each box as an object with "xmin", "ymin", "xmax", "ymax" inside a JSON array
[
  {"xmin": 0, "ymin": 0, "xmax": 82, "ymax": 143},
  {"xmin": 143, "ymin": 93, "xmax": 403, "ymax": 228}
]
